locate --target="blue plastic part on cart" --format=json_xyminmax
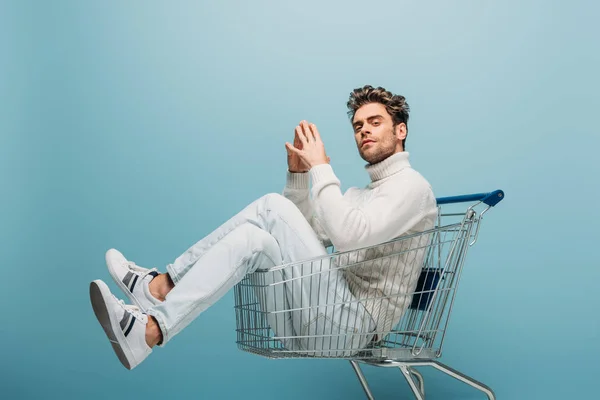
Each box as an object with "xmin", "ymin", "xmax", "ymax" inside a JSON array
[{"xmin": 436, "ymin": 189, "xmax": 504, "ymax": 207}]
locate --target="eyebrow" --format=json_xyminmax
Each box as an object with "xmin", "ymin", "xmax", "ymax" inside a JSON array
[{"xmin": 352, "ymin": 114, "xmax": 384, "ymax": 128}]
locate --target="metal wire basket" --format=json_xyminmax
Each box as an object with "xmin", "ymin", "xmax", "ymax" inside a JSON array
[{"xmin": 233, "ymin": 190, "xmax": 504, "ymax": 399}]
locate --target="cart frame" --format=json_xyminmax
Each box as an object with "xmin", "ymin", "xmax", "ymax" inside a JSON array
[{"xmin": 234, "ymin": 189, "xmax": 504, "ymax": 399}]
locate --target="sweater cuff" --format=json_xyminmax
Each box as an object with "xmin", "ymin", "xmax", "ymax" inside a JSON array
[
  {"xmin": 286, "ymin": 172, "xmax": 309, "ymax": 189},
  {"xmin": 309, "ymin": 163, "xmax": 338, "ymax": 187}
]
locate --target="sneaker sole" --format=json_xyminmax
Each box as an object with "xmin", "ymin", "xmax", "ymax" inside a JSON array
[
  {"xmin": 89, "ymin": 280, "xmax": 134, "ymax": 370},
  {"xmin": 105, "ymin": 251, "xmax": 146, "ymax": 312}
]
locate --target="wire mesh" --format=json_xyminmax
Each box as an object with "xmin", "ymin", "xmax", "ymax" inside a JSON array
[{"xmin": 234, "ymin": 205, "xmax": 479, "ymax": 361}]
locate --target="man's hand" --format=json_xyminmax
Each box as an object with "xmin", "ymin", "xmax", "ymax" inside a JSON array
[
  {"xmin": 287, "ymin": 126, "xmax": 310, "ymax": 173},
  {"xmin": 285, "ymin": 121, "xmax": 330, "ymax": 170}
]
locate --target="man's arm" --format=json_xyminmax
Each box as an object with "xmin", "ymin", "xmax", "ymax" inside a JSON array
[
  {"xmin": 309, "ymin": 164, "xmax": 431, "ymax": 252},
  {"xmin": 282, "ymin": 171, "xmax": 333, "ymax": 248}
]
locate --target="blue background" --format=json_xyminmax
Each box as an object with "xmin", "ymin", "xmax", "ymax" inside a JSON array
[{"xmin": 1, "ymin": 1, "xmax": 598, "ymax": 399}]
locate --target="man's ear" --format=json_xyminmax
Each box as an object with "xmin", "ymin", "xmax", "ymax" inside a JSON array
[{"xmin": 395, "ymin": 123, "xmax": 407, "ymax": 141}]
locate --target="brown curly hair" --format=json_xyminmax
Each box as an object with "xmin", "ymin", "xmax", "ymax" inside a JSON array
[{"xmin": 347, "ymin": 85, "xmax": 410, "ymax": 150}]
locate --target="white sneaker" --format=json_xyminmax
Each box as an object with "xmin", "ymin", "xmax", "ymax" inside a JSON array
[
  {"xmin": 105, "ymin": 249, "xmax": 160, "ymax": 312},
  {"xmin": 90, "ymin": 279, "xmax": 152, "ymax": 370}
]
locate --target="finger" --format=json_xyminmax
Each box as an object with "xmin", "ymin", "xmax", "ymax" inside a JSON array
[
  {"xmin": 286, "ymin": 143, "xmax": 306, "ymax": 163},
  {"xmin": 297, "ymin": 122, "xmax": 307, "ymax": 143},
  {"xmin": 294, "ymin": 126, "xmax": 304, "ymax": 148},
  {"xmin": 285, "ymin": 142, "xmax": 303, "ymax": 156},
  {"xmin": 302, "ymin": 121, "xmax": 315, "ymax": 142},
  {"xmin": 296, "ymin": 124, "xmax": 308, "ymax": 145},
  {"xmin": 309, "ymin": 123, "xmax": 321, "ymax": 142}
]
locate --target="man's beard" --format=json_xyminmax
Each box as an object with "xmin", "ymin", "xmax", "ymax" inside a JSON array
[{"xmin": 360, "ymin": 132, "xmax": 396, "ymax": 165}]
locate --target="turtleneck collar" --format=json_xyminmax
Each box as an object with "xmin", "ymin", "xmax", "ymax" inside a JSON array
[{"xmin": 365, "ymin": 151, "xmax": 411, "ymax": 183}]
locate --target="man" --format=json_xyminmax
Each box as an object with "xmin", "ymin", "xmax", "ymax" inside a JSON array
[{"xmin": 90, "ymin": 85, "xmax": 438, "ymax": 370}]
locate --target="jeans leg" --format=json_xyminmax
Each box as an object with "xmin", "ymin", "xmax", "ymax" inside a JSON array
[
  {"xmin": 165, "ymin": 193, "xmax": 326, "ymax": 283},
  {"xmin": 147, "ymin": 223, "xmax": 283, "ymax": 344},
  {"xmin": 147, "ymin": 193, "xmax": 328, "ymax": 344},
  {"xmin": 147, "ymin": 193, "xmax": 375, "ymax": 351}
]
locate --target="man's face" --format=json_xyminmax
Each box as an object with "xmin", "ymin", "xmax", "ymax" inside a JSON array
[{"xmin": 352, "ymin": 102, "xmax": 406, "ymax": 165}]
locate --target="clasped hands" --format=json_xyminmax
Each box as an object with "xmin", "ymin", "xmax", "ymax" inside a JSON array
[{"xmin": 286, "ymin": 120, "xmax": 330, "ymax": 173}]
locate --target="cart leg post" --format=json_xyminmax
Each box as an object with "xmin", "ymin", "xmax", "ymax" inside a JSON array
[
  {"xmin": 399, "ymin": 366, "xmax": 425, "ymax": 400},
  {"xmin": 349, "ymin": 361, "xmax": 375, "ymax": 400},
  {"xmin": 407, "ymin": 367, "xmax": 425, "ymax": 395},
  {"xmin": 428, "ymin": 361, "xmax": 495, "ymax": 400}
]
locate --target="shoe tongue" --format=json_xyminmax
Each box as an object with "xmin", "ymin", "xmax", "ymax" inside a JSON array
[
  {"xmin": 124, "ymin": 304, "xmax": 140, "ymax": 312},
  {"xmin": 142, "ymin": 270, "xmax": 158, "ymax": 282}
]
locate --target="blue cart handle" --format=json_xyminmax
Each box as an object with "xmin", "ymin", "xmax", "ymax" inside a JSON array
[{"xmin": 436, "ymin": 189, "xmax": 504, "ymax": 207}]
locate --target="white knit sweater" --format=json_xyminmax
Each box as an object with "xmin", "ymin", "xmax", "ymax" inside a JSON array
[{"xmin": 283, "ymin": 151, "xmax": 438, "ymax": 336}]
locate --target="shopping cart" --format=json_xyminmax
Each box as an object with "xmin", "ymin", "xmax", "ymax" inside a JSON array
[{"xmin": 233, "ymin": 189, "xmax": 504, "ymax": 399}]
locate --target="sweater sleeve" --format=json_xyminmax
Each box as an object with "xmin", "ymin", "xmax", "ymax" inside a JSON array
[
  {"xmin": 309, "ymin": 164, "xmax": 426, "ymax": 252},
  {"xmin": 282, "ymin": 171, "xmax": 333, "ymax": 247}
]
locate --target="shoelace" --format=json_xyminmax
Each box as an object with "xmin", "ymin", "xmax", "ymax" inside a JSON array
[
  {"xmin": 126, "ymin": 261, "xmax": 159, "ymax": 277},
  {"xmin": 115, "ymin": 296, "xmax": 146, "ymax": 320}
]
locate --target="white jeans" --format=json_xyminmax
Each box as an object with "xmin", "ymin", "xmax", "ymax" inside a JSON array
[{"xmin": 147, "ymin": 193, "xmax": 375, "ymax": 354}]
